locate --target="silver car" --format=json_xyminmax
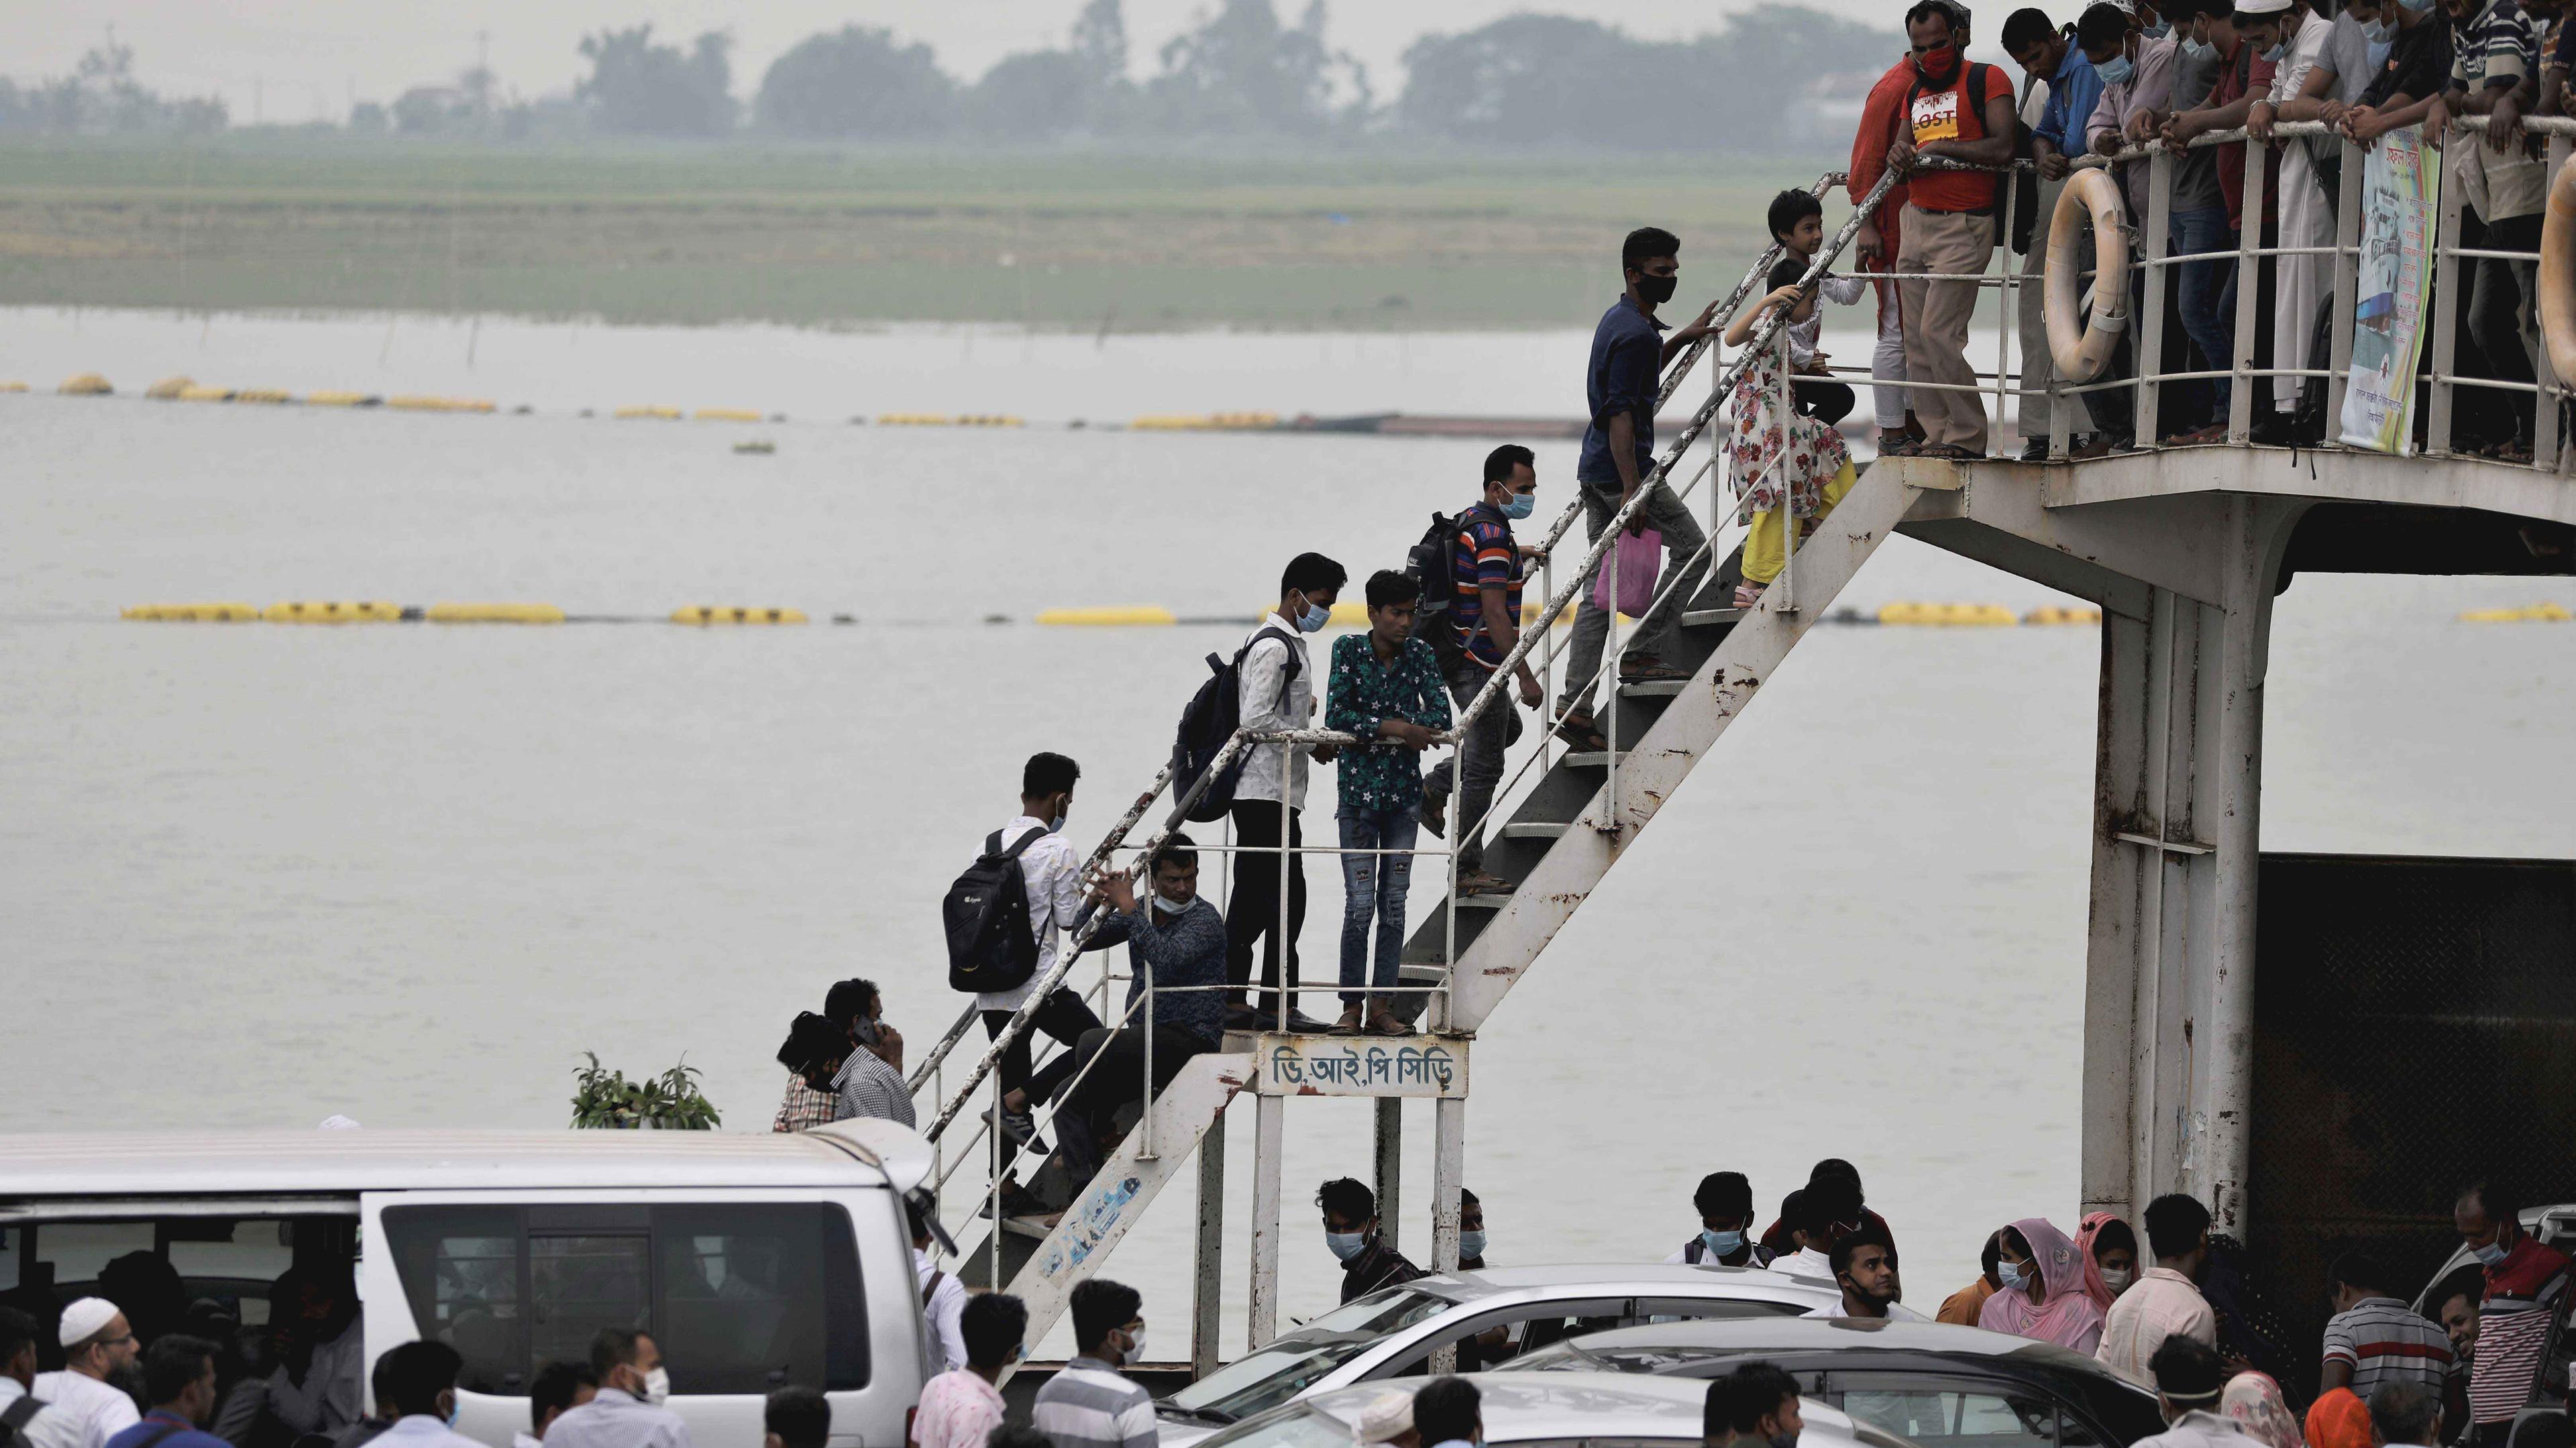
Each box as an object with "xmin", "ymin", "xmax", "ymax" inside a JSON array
[
  {"xmin": 1183, "ymin": 1373, "xmax": 1918, "ymax": 1448},
  {"xmin": 1157, "ymin": 1264, "xmax": 1843, "ymax": 1445}
]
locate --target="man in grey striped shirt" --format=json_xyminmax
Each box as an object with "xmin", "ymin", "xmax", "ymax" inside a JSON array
[
  {"xmin": 1032, "ymin": 1280, "xmax": 1155, "ymax": 1448},
  {"xmin": 780, "ymin": 1003, "xmax": 915, "ymax": 1129}
]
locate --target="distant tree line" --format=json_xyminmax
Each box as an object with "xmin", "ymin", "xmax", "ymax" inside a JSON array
[{"xmin": 0, "ymin": 0, "xmax": 1898, "ymax": 150}]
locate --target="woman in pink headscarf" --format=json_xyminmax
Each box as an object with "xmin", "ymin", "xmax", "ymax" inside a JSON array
[
  {"xmin": 2074, "ymin": 1211, "xmax": 2141, "ymax": 1311},
  {"xmin": 1976, "ymin": 1217, "xmax": 2107, "ymax": 1353},
  {"xmin": 2221, "ymin": 1373, "xmax": 2303, "ymax": 1448}
]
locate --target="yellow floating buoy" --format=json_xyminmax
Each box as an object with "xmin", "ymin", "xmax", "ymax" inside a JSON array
[
  {"xmin": 58, "ymin": 373, "xmax": 111, "ymax": 396},
  {"xmin": 671, "ymin": 606, "xmax": 808, "ymax": 625},
  {"xmin": 232, "ymin": 388, "xmax": 294, "ymax": 405},
  {"xmin": 2459, "ymin": 602, "xmax": 2570, "ymax": 622},
  {"xmin": 263, "ymin": 600, "xmax": 403, "ymax": 623},
  {"xmin": 1036, "ymin": 606, "xmax": 1178, "ymax": 627},
  {"xmin": 2023, "ymin": 606, "xmax": 2103, "ymax": 626},
  {"xmin": 177, "ymin": 384, "xmax": 235, "ymax": 403},
  {"xmin": 304, "ymin": 391, "xmax": 382, "ymax": 408},
  {"xmin": 955, "ymin": 414, "xmax": 1024, "ymax": 428},
  {"xmin": 694, "ymin": 407, "xmax": 763, "ymax": 423},
  {"xmin": 0, "ymin": 381, "xmax": 28, "ymax": 394},
  {"xmin": 1878, "ymin": 602, "xmax": 2019, "ymax": 627},
  {"xmin": 122, "ymin": 602, "xmax": 259, "ymax": 622},
  {"xmin": 876, "ymin": 413, "xmax": 955, "ymax": 427},
  {"xmin": 425, "ymin": 602, "xmax": 565, "ymax": 624},
  {"xmin": 616, "ymin": 404, "xmax": 683, "ymax": 421},
  {"xmin": 386, "ymin": 396, "xmax": 494, "ymax": 413},
  {"xmin": 145, "ymin": 376, "xmax": 195, "ymax": 400}
]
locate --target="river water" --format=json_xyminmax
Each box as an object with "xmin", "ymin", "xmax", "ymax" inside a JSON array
[{"xmin": 4, "ymin": 306, "xmax": 2572, "ymax": 1353}]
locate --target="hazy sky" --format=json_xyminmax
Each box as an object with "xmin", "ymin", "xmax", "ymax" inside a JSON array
[{"xmin": 7, "ymin": 1, "xmax": 1909, "ymax": 123}]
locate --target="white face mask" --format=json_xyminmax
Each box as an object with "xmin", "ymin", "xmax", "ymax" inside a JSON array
[
  {"xmin": 1151, "ymin": 893, "xmax": 1190, "ymax": 915},
  {"xmin": 2102, "ymin": 1267, "xmax": 2135, "ymax": 1292},
  {"xmin": 1122, "ymin": 1327, "xmax": 1146, "ymax": 1364},
  {"xmin": 638, "ymin": 1366, "xmax": 670, "ymax": 1406}
]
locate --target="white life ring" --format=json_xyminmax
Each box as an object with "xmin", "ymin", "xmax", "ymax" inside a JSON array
[
  {"xmin": 2044, "ymin": 168, "xmax": 2132, "ymax": 382},
  {"xmin": 2539, "ymin": 159, "xmax": 2576, "ymax": 388}
]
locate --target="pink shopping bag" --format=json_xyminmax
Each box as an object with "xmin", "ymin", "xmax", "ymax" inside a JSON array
[{"xmin": 1591, "ymin": 528, "xmax": 1662, "ymax": 616}]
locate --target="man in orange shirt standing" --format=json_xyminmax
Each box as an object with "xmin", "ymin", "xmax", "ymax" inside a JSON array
[{"xmin": 1887, "ymin": 0, "xmax": 2019, "ymax": 459}]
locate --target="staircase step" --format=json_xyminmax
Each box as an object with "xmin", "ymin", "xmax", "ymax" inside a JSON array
[
  {"xmin": 1561, "ymin": 750, "xmax": 1631, "ymax": 768},
  {"xmin": 1681, "ymin": 607, "xmax": 1746, "ymax": 628},
  {"xmin": 1499, "ymin": 821, "xmax": 1568, "ymax": 840},
  {"xmin": 1449, "ymin": 891, "xmax": 1513, "ymax": 909},
  {"xmin": 1619, "ymin": 679, "xmax": 1690, "ymax": 698}
]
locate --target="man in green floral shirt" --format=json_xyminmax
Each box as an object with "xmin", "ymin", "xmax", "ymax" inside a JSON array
[{"xmin": 1322, "ymin": 571, "xmax": 1453, "ymax": 1036}]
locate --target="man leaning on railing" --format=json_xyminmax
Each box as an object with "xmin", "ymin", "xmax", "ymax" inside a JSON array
[{"xmin": 2008, "ymin": 6, "xmax": 2114, "ymax": 458}]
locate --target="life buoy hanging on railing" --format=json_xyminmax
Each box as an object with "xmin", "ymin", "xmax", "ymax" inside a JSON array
[
  {"xmin": 2045, "ymin": 168, "xmax": 2132, "ymax": 382},
  {"xmin": 2538, "ymin": 160, "xmax": 2576, "ymax": 387}
]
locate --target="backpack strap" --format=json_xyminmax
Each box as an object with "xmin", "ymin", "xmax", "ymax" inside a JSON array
[
  {"xmin": 1238, "ymin": 625, "xmax": 1305, "ymax": 689},
  {"xmin": 921, "ymin": 1268, "xmax": 947, "ymax": 1308},
  {"xmin": 2, "ymin": 1398, "xmax": 46, "ymax": 1434},
  {"xmin": 1682, "ymin": 1238, "xmax": 1707, "ymax": 1265},
  {"xmin": 123, "ymin": 1423, "xmax": 188, "ymax": 1448},
  {"xmin": 997, "ymin": 826, "xmax": 1051, "ymax": 862}
]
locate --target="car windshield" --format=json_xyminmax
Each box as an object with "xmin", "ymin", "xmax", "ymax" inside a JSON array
[
  {"xmin": 1195, "ymin": 1406, "xmax": 1372, "ymax": 1448},
  {"xmin": 1497, "ymin": 1339, "xmax": 1715, "ymax": 1374},
  {"xmin": 1167, "ymin": 1287, "xmax": 1458, "ymax": 1420}
]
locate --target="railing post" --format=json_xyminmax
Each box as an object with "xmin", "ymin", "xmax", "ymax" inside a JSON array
[
  {"xmin": 2136, "ymin": 149, "xmax": 2174, "ymax": 444},
  {"xmin": 1273, "ymin": 750, "xmax": 1291, "ymax": 1032},
  {"xmin": 2049, "ymin": 170, "xmax": 2076, "ymax": 461},
  {"xmin": 2000, "ymin": 172, "xmax": 2019, "ymax": 448},
  {"xmin": 2430, "ymin": 137, "xmax": 2466, "ymax": 455},
  {"xmin": 1247, "ymin": 1090, "xmax": 1283, "ymax": 1349},
  {"xmin": 1374, "ymin": 1098, "xmax": 1403, "ymax": 1255},
  {"xmin": 2330, "ymin": 138, "xmax": 2364, "ymax": 429},
  {"xmin": 1193, "ymin": 1114, "xmax": 1226, "ymax": 1378},
  {"xmin": 1776, "ymin": 327, "xmax": 1798, "ymax": 616},
  {"xmin": 1138, "ymin": 936, "xmax": 1158, "ymax": 1161},
  {"xmin": 2542, "ymin": 135, "xmax": 2570, "ymax": 471},
  {"xmin": 2228, "ymin": 131, "xmax": 2267, "ymax": 444}
]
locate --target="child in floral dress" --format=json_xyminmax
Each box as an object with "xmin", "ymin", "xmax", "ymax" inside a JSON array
[{"xmin": 1725, "ymin": 258, "xmax": 1860, "ymax": 609}]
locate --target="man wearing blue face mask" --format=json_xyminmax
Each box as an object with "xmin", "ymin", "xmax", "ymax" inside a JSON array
[
  {"xmin": 1320, "ymin": 1178, "xmax": 1424, "ymax": 1304},
  {"xmin": 1226, "ymin": 553, "xmax": 1348, "ymax": 1034},
  {"xmin": 1667, "ymin": 1172, "xmax": 1771, "ymax": 1268},
  {"xmin": 1417, "ymin": 447, "xmax": 1548, "ymax": 899}
]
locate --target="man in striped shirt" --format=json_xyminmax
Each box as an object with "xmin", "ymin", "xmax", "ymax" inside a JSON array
[
  {"xmin": 2456, "ymin": 1180, "xmax": 2570, "ymax": 1448},
  {"xmin": 1032, "ymin": 1280, "xmax": 1155, "ymax": 1448},
  {"xmin": 2320, "ymin": 1251, "xmax": 2454, "ymax": 1402}
]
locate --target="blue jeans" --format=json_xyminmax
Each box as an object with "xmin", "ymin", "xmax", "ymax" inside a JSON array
[
  {"xmin": 2169, "ymin": 205, "xmax": 2239, "ymax": 423},
  {"xmin": 1337, "ymin": 806, "xmax": 1420, "ymax": 1005}
]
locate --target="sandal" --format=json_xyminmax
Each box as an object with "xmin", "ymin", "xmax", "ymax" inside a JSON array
[
  {"xmin": 1913, "ymin": 442, "xmax": 1984, "ymax": 461},
  {"xmin": 1454, "ymin": 869, "xmax": 1516, "ymax": 897},
  {"xmin": 1876, "ymin": 434, "xmax": 1922, "ymax": 457},
  {"xmin": 1552, "ymin": 709, "xmax": 1611, "ymax": 753},
  {"xmin": 1733, "ymin": 581, "xmax": 1768, "ymax": 610},
  {"xmin": 1618, "ymin": 656, "xmax": 1689, "ymax": 683}
]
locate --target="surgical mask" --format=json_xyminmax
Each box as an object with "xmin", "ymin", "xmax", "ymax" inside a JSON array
[
  {"xmin": 1769, "ymin": 1431, "xmax": 1801, "ymax": 1448},
  {"xmin": 1151, "ymin": 893, "xmax": 1189, "ymax": 915},
  {"xmin": 2102, "ymin": 1268, "xmax": 2135, "ymax": 1292},
  {"xmin": 1497, "ymin": 492, "xmax": 1536, "ymax": 520},
  {"xmin": 2367, "ymin": 36, "xmax": 2394, "ymax": 66},
  {"xmin": 639, "ymin": 1367, "xmax": 670, "ymax": 1407},
  {"xmin": 2261, "ymin": 41, "xmax": 2285, "ymax": 60},
  {"xmin": 1327, "ymin": 1231, "xmax": 1369, "ymax": 1262},
  {"xmin": 1635, "ymin": 273, "xmax": 1678, "ymax": 305},
  {"xmin": 1122, "ymin": 1328, "xmax": 1147, "ymax": 1363},
  {"xmin": 2182, "ymin": 36, "xmax": 2215, "ymax": 59},
  {"xmin": 2473, "ymin": 1241, "xmax": 2510, "ymax": 1266},
  {"xmin": 1459, "ymin": 1229, "xmax": 1488, "ymax": 1259},
  {"xmin": 1702, "ymin": 1229, "xmax": 1746, "ymax": 1257},
  {"xmin": 1998, "ymin": 1260, "xmax": 2031, "ymax": 1290},
  {"xmin": 443, "ymin": 1398, "xmax": 460, "ymax": 1429},
  {"xmin": 2094, "ymin": 54, "xmax": 2136, "ymax": 84},
  {"xmin": 2359, "ymin": 14, "xmax": 2394, "ymax": 40},
  {"xmin": 2144, "ymin": 17, "xmax": 2173, "ymax": 36},
  {"xmin": 1293, "ymin": 595, "xmax": 1331, "ymax": 632}
]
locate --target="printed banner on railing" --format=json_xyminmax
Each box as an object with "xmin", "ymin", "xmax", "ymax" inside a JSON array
[{"xmin": 2339, "ymin": 131, "xmax": 2440, "ymax": 453}]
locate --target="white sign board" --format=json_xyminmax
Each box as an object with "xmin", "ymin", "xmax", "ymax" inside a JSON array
[{"xmin": 1252, "ymin": 1033, "xmax": 1467, "ymax": 1097}]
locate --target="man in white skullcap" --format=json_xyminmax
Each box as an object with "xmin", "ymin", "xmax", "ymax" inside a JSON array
[
  {"xmin": 32, "ymin": 1299, "xmax": 140, "ymax": 1448},
  {"xmin": 1354, "ymin": 1392, "xmax": 1419, "ymax": 1448}
]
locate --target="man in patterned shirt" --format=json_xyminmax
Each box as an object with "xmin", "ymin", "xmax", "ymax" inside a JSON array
[
  {"xmin": 1323, "ymin": 570, "xmax": 1452, "ymax": 1036},
  {"xmin": 1417, "ymin": 447, "xmax": 1548, "ymax": 898},
  {"xmin": 770, "ymin": 978, "xmax": 875, "ymax": 1132}
]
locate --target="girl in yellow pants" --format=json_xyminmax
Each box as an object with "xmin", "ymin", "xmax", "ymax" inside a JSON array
[{"xmin": 1726, "ymin": 260, "xmax": 1858, "ymax": 608}]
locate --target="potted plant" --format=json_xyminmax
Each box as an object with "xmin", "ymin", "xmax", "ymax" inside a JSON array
[{"xmin": 570, "ymin": 1052, "xmax": 722, "ymax": 1129}]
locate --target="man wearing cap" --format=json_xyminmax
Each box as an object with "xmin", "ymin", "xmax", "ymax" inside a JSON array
[
  {"xmin": 2127, "ymin": 1335, "xmax": 2249, "ymax": 1448},
  {"xmin": 0, "ymin": 1306, "xmax": 86, "ymax": 1448},
  {"xmin": 32, "ymin": 1300, "xmax": 141, "ymax": 1448},
  {"xmin": 1354, "ymin": 1392, "xmax": 1419, "ymax": 1448}
]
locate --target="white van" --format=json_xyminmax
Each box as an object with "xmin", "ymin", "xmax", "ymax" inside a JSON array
[{"xmin": 0, "ymin": 1122, "xmax": 937, "ymax": 1448}]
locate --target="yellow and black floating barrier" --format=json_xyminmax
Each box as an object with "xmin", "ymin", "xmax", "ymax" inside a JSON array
[
  {"xmin": 0, "ymin": 381, "xmax": 28, "ymax": 394},
  {"xmin": 733, "ymin": 440, "xmax": 775, "ymax": 455},
  {"xmin": 123, "ymin": 602, "xmax": 260, "ymax": 622},
  {"xmin": 2459, "ymin": 602, "xmax": 2569, "ymax": 622},
  {"xmin": 616, "ymin": 404, "xmax": 684, "ymax": 421},
  {"xmin": 955, "ymin": 414, "xmax": 1023, "ymax": 427},
  {"xmin": 386, "ymin": 396, "xmax": 496, "ymax": 414},
  {"xmin": 305, "ymin": 391, "xmax": 382, "ymax": 408},
  {"xmin": 2023, "ymin": 606, "xmax": 2103, "ymax": 625},
  {"xmin": 58, "ymin": 373, "xmax": 111, "ymax": 396},
  {"xmin": 877, "ymin": 413, "xmax": 954, "ymax": 427},
  {"xmin": 425, "ymin": 602, "xmax": 565, "ymax": 624},
  {"xmin": 1037, "ymin": 606, "xmax": 1179, "ymax": 627},
  {"xmin": 146, "ymin": 376, "xmax": 195, "ymax": 400},
  {"xmin": 264, "ymin": 600, "xmax": 403, "ymax": 624},
  {"xmin": 671, "ymin": 606, "xmax": 807, "ymax": 626},
  {"xmin": 1878, "ymin": 602, "xmax": 2019, "ymax": 627},
  {"xmin": 178, "ymin": 384, "xmax": 237, "ymax": 403},
  {"xmin": 694, "ymin": 407, "xmax": 763, "ymax": 423},
  {"xmin": 1131, "ymin": 412, "xmax": 1279, "ymax": 431},
  {"xmin": 232, "ymin": 388, "xmax": 294, "ymax": 405}
]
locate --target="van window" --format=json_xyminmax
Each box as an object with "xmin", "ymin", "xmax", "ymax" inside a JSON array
[{"xmin": 382, "ymin": 1203, "xmax": 867, "ymax": 1396}]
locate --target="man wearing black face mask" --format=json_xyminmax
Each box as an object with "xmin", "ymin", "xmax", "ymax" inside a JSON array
[{"xmin": 1884, "ymin": 0, "xmax": 2017, "ymax": 459}]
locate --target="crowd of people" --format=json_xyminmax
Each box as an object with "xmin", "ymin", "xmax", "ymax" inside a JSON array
[{"xmin": 1823, "ymin": 0, "xmax": 2575, "ymax": 462}]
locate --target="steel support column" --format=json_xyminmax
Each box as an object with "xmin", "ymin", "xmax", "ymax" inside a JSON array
[
  {"xmin": 2080, "ymin": 497, "xmax": 2304, "ymax": 1237},
  {"xmin": 1374, "ymin": 1098, "xmax": 1403, "ymax": 1256},
  {"xmin": 1247, "ymin": 1092, "xmax": 1283, "ymax": 1349},
  {"xmin": 1193, "ymin": 1113, "xmax": 1226, "ymax": 1377}
]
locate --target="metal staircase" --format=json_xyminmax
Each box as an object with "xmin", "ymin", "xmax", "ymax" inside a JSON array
[{"xmin": 892, "ymin": 164, "xmax": 1935, "ymax": 1364}]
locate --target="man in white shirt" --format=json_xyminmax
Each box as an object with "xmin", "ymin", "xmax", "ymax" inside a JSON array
[
  {"xmin": 2098, "ymin": 1194, "xmax": 2218, "ymax": 1388},
  {"xmin": 1224, "ymin": 553, "xmax": 1346, "ymax": 1034},
  {"xmin": 977, "ymin": 751, "xmax": 1108, "ymax": 1152},
  {"xmin": 372, "ymin": 1342, "xmax": 482, "ymax": 1448},
  {"xmin": 910, "ymin": 1203, "xmax": 969, "ymax": 1372},
  {"xmin": 1801, "ymin": 1230, "xmax": 1931, "ymax": 1322},
  {"xmin": 32, "ymin": 1299, "xmax": 140, "ymax": 1448},
  {"xmin": 543, "ymin": 1331, "xmax": 688, "ymax": 1448},
  {"xmin": 0, "ymin": 1307, "xmax": 87, "ymax": 1448}
]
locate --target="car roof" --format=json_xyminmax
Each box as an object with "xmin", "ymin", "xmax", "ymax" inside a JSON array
[
  {"xmin": 1440, "ymin": 1263, "xmax": 1843, "ymax": 1297},
  {"xmin": 1533, "ymin": 1317, "xmax": 2144, "ymax": 1380},
  {"xmin": 1298, "ymin": 1374, "xmax": 1888, "ymax": 1445},
  {"xmin": 0, "ymin": 1122, "xmax": 927, "ymax": 1206}
]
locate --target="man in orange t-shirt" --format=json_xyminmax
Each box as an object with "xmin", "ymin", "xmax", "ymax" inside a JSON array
[
  {"xmin": 1886, "ymin": 0, "xmax": 2017, "ymax": 457},
  {"xmin": 1851, "ymin": 54, "xmax": 1922, "ymax": 453}
]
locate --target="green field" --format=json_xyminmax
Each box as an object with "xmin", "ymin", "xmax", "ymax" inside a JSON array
[{"xmin": 0, "ymin": 139, "xmax": 1845, "ymax": 331}]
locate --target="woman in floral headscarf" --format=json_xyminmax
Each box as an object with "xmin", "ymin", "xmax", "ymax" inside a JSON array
[
  {"xmin": 1723, "ymin": 260, "xmax": 1858, "ymax": 611},
  {"xmin": 1976, "ymin": 1217, "xmax": 2108, "ymax": 1353},
  {"xmin": 2221, "ymin": 1372, "xmax": 2303, "ymax": 1448}
]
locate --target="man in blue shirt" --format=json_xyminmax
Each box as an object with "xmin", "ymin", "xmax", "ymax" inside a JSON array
[
  {"xmin": 1560, "ymin": 227, "xmax": 1721, "ymax": 750},
  {"xmin": 104, "ymin": 1337, "xmax": 233, "ymax": 1448},
  {"xmin": 2005, "ymin": 7, "xmax": 2110, "ymax": 459}
]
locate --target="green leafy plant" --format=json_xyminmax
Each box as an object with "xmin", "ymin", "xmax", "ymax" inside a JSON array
[{"xmin": 570, "ymin": 1052, "xmax": 722, "ymax": 1130}]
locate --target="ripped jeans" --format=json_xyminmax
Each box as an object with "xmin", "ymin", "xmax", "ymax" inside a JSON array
[{"xmin": 1336, "ymin": 805, "xmax": 1421, "ymax": 1005}]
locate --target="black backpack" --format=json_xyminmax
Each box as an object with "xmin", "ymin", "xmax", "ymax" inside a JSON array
[
  {"xmin": 3, "ymin": 1395, "xmax": 49, "ymax": 1448},
  {"xmin": 1404, "ymin": 510, "xmax": 1471, "ymax": 672},
  {"xmin": 1170, "ymin": 626, "xmax": 1302, "ymax": 822},
  {"xmin": 943, "ymin": 826, "xmax": 1052, "ymax": 993}
]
